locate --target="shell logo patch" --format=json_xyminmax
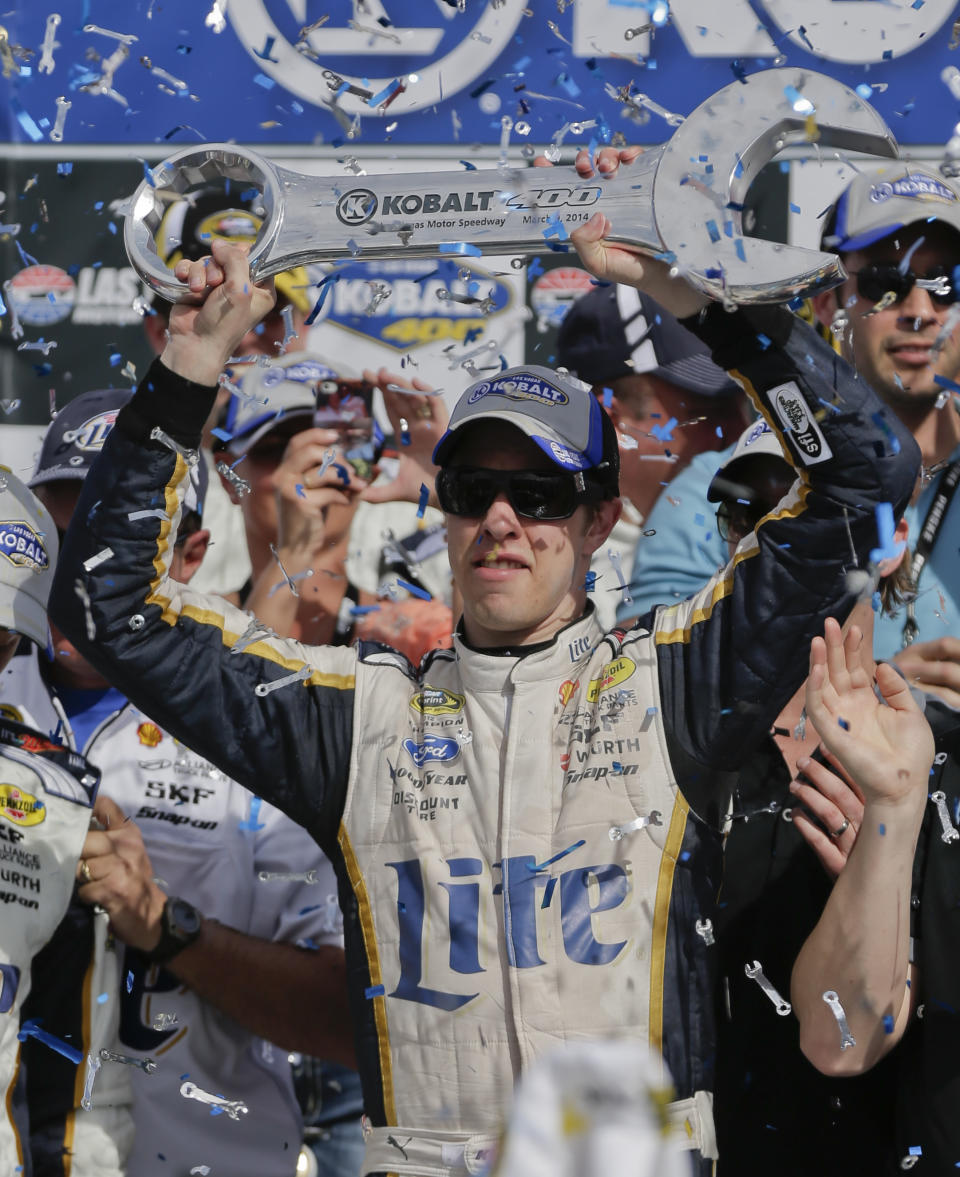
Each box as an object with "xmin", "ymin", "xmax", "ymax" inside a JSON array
[
  {"xmin": 137, "ymin": 722, "xmax": 163, "ymax": 748},
  {"xmin": 410, "ymin": 687, "xmax": 465, "ymax": 716},
  {"xmin": 559, "ymin": 680, "xmax": 579, "ymax": 706},
  {"xmin": 0, "ymin": 784, "xmax": 45, "ymax": 826},
  {"xmin": 586, "ymin": 657, "xmax": 636, "ymax": 703}
]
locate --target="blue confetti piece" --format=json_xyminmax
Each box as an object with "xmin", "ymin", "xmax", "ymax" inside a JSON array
[
  {"xmin": 238, "ymin": 796, "xmax": 266, "ymax": 832},
  {"xmin": 856, "ymin": 84, "xmax": 873, "ymax": 100},
  {"xmin": 838, "ymin": 717, "xmax": 850, "ymax": 731},
  {"xmin": 705, "ymin": 219, "xmax": 721, "ymax": 244},
  {"xmin": 11, "ymin": 99, "xmax": 43, "ymax": 143},
  {"xmin": 365, "ymin": 984, "xmax": 385, "ymax": 999},
  {"xmin": 527, "ymin": 839, "xmax": 586, "ymax": 872},
  {"xmin": 211, "ymin": 427, "xmax": 232, "ymax": 443},
  {"xmin": 439, "ymin": 242, "xmax": 482, "ymax": 257},
  {"xmin": 305, "ymin": 273, "xmax": 340, "ymax": 325},
  {"xmin": 18, "ymin": 1020, "xmax": 83, "ymax": 1064},
  {"xmin": 584, "ymin": 571, "xmax": 597, "ymax": 593},
  {"xmin": 541, "ymin": 876, "xmax": 558, "ymax": 909},
  {"xmin": 602, "ymin": 387, "xmax": 613, "ymax": 409},
  {"xmin": 527, "ymin": 258, "xmax": 544, "ymax": 279},
  {"xmin": 650, "ymin": 417, "xmax": 678, "ymax": 443},
  {"xmin": 883, "ymin": 1014, "xmax": 895, "ymax": 1033},
  {"xmin": 295, "ymin": 483, "xmax": 306, "ymax": 499},
  {"xmin": 253, "ymin": 73, "xmax": 276, "ymax": 90},
  {"xmin": 126, "ymin": 971, "xmax": 134, "ymax": 993},
  {"xmin": 869, "ymin": 501, "xmax": 905, "ymax": 565},
  {"xmin": 416, "ymin": 483, "xmax": 429, "ymax": 519},
  {"xmin": 368, "ymin": 80, "xmax": 402, "ymax": 107},
  {"xmin": 734, "ymin": 238, "xmax": 746, "ymax": 263},
  {"xmin": 395, "ymin": 578, "xmax": 432, "ymax": 601},
  {"xmin": 879, "ymin": 822, "xmax": 886, "ymax": 837},
  {"xmin": 97, "ymin": 992, "xmax": 109, "ymax": 1004},
  {"xmin": 909, "ymin": 1146, "xmax": 922, "ymax": 1157},
  {"xmin": 350, "ymin": 604, "xmax": 380, "ymax": 617},
  {"xmin": 57, "ymin": 161, "xmax": 73, "ymax": 176}
]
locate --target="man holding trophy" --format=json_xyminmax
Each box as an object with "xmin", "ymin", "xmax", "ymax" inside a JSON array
[{"xmin": 49, "ymin": 71, "xmax": 919, "ymax": 1174}]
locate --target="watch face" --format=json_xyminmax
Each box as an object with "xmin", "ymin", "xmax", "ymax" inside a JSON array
[{"xmin": 169, "ymin": 898, "xmax": 202, "ymax": 937}]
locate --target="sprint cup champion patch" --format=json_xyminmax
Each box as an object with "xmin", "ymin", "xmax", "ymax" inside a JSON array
[{"xmin": 0, "ymin": 523, "xmax": 49, "ymax": 573}]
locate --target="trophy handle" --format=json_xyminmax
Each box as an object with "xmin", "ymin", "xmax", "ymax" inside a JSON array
[{"xmin": 125, "ymin": 68, "xmax": 899, "ymax": 306}]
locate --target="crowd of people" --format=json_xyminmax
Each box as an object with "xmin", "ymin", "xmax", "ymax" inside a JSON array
[{"xmin": 0, "ymin": 146, "xmax": 957, "ymax": 1177}]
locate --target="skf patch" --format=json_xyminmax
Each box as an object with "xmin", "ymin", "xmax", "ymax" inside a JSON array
[
  {"xmin": 410, "ymin": 687, "xmax": 465, "ymax": 716},
  {"xmin": 0, "ymin": 784, "xmax": 45, "ymax": 826},
  {"xmin": 586, "ymin": 657, "xmax": 636, "ymax": 703},
  {"xmin": 137, "ymin": 722, "xmax": 163, "ymax": 748}
]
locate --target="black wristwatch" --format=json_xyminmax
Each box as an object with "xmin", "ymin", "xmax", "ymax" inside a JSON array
[{"xmin": 145, "ymin": 896, "xmax": 203, "ymax": 964}]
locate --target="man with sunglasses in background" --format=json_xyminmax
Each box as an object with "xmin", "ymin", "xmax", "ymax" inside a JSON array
[
  {"xmin": 620, "ymin": 165, "xmax": 960, "ymax": 681},
  {"xmin": 48, "ymin": 198, "xmax": 917, "ymax": 1176}
]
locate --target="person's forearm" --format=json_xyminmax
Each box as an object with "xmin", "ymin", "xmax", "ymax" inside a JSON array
[
  {"xmin": 168, "ymin": 919, "xmax": 355, "ymax": 1066},
  {"xmin": 791, "ymin": 793, "xmax": 924, "ymax": 1075}
]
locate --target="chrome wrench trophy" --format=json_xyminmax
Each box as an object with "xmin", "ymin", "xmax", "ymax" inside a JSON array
[{"xmin": 125, "ymin": 68, "xmax": 898, "ymax": 307}]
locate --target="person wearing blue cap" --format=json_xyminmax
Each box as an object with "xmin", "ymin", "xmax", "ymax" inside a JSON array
[{"xmin": 48, "ymin": 202, "xmax": 917, "ymax": 1176}]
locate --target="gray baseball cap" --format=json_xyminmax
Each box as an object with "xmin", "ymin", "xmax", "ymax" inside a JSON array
[
  {"xmin": 433, "ymin": 365, "xmax": 620, "ymax": 495},
  {"xmin": 0, "ymin": 470, "xmax": 56, "ymax": 655},
  {"xmin": 825, "ymin": 164, "xmax": 960, "ymax": 253}
]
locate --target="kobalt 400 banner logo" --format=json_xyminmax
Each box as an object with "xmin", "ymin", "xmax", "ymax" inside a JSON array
[{"xmin": 336, "ymin": 186, "xmax": 600, "ymax": 227}]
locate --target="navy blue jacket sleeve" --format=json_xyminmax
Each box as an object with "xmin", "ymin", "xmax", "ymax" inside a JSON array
[
  {"xmin": 48, "ymin": 359, "xmax": 355, "ymax": 847},
  {"xmin": 650, "ymin": 304, "xmax": 920, "ymax": 823}
]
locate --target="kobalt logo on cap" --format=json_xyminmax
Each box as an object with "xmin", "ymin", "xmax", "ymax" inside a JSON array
[
  {"xmin": 262, "ymin": 360, "xmax": 337, "ymax": 388},
  {"xmin": 337, "ymin": 190, "xmax": 378, "ymax": 226},
  {"xmin": 0, "ymin": 522, "xmax": 49, "ymax": 572},
  {"xmin": 769, "ymin": 383, "xmax": 833, "ymax": 467},
  {"xmin": 869, "ymin": 173, "xmax": 958, "ymax": 205},
  {"xmin": 467, "ymin": 376, "xmax": 569, "ymax": 407}
]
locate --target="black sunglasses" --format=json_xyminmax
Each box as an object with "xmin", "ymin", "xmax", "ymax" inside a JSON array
[
  {"xmin": 715, "ymin": 498, "xmax": 773, "ymax": 544},
  {"xmin": 851, "ymin": 263, "xmax": 958, "ymax": 307},
  {"xmin": 436, "ymin": 466, "xmax": 603, "ymax": 521}
]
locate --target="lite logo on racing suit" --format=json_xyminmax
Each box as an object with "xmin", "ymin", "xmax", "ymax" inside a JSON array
[{"xmin": 387, "ymin": 854, "xmax": 630, "ymax": 1010}]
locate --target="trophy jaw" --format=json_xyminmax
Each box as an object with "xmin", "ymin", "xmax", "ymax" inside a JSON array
[{"xmin": 123, "ymin": 145, "xmax": 283, "ymax": 304}]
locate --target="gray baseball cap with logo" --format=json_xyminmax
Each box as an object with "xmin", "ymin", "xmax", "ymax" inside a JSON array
[
  {"xmin": 824, "ymin": 164, "xmax": 960, "ymax": 253},
  {"xmin": 433, "ymin": 365, "xmax": 620, "ymax": 495},
  {"xmin": 0, "ymin": 469, "xmax": 56, "ymax": 655}
]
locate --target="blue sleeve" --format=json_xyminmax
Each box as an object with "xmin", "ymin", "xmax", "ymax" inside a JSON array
[{"xmin": 616, "ymin": 447, "xmax": 731, "ymax": 624}]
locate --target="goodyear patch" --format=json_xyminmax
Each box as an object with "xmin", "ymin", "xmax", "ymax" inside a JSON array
[
  {"xmin": 0, "ymin": 522, "xmax": 49, "ymax": 573},
  {"xmin": 410, "ymin": 687, "xmax": 465, "ymax": 716},
  {"xmin": 586, "ymin": 657, "xmax": 636, "ymax": 703},
  {"xmin": 0, "ymin": 705, "xmax": 23, "ymax": 725},
  {"xmin": 0, "ymin": 784, "xmax": 45, "ymax": 826}
]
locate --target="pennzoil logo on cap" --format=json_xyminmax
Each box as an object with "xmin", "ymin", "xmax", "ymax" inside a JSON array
[
  {"xmin": 0, "ymin": 783, "xmax": 45, "ymax": 827},
  {"xmin": 410, "ymin": 687, "xmax": 465, "ymax": 716},
  {"xmin": 0, "ymin": 522, "xmax": 48, "ymax": 573},
  {"xmin": 70, "ymin": 410, "xmax": 120, "ymax": 452},
  {"xmin": 467, "ymin": 375, "xmax": 569, "ymax": 407},
  {"xmin": 869, "ymin": 173, "xmax": 958, "ymax": 206}
]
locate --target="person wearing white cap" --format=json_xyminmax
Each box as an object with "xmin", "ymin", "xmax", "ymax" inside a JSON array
[
  {"xmin": 49, "ymin": 208, "xmax": 918, "ymax": 1177},
  {"xmin": 4, "ymin": 391, "xmax": 354, "ymax": 1177},
  {"xmin": 0, "ymin": 469, "xmax": 133, "ymax": 1177}
]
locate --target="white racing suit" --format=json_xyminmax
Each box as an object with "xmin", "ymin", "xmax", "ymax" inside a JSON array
[{"xmin": 49, "ymin": 301, "xmax": 919, "ymax": 1175}]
